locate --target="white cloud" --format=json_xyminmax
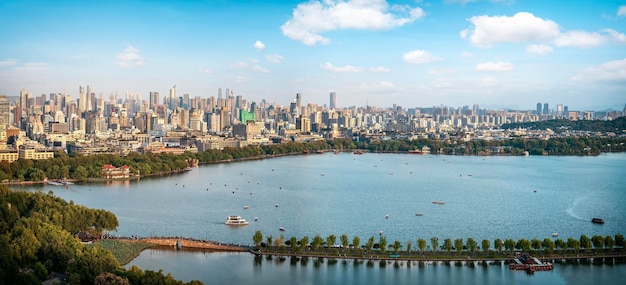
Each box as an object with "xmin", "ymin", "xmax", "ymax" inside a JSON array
[
  {"xmin": 254, "ymin": 40, "xmax": 266, "ymax": 51},
  {"xmin": 321, "ymin": 62, "xmax": 363, "ymax": 72},
  {"xmin": 0, "ymin": 58, "xmax": 19, "ymax": 67},
  {"xmin": 266, "ymin": 54, "xmax": 284, "ymax": 63},
  {"xmin": 461, "ymin": 12, "xmax": 560, "ymax": 48},
  {"xmin": 236, "ymin": 75, "xmax": 249, "ymax": 83},
  {"xmin": 618, "ymin": 5, "xmax": 626, "ymax": 17},
  {"xmin": 554, "ymin": 29, "xmax": 626, "ymax": 48},
  {"xmin": 553, "ymin": 30, "xmax": 607, "ymax": 48},
  {"xmin": 526, "ymin": 44, "xmax": 553, "ymax": 55},
  {"xmin": 116, "ymin": 45, "xmax": 145, "ymax": 67},
  {"xmin": 475, "ymin": 61, "xmax": 514, "ymax": 71},
  {"xmin": 252, "ymin": 65, "xmax": 270, "ymax": 73},
  {"xmin": 232, "ymin": 61, "xmax": 249, "ymax": 68},
  {"xmin": 573, "ymin": 58, "xmax": 626, "ymax": 83},
  {"xmin": 479, "ymin": 77, "xmax": 498, "ymax": 87},
  {"xmin": 369, "ymin": 66, "xmax": 390, "ymax": 73},
  {"xmin": 281, "ymin": 0, "xmax": 425, "ymax": 45},
  {"xmin": 403, "ymin": 50, "xmax": 442, "ymax": 64}
]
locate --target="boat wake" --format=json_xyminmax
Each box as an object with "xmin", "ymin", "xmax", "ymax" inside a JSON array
[{"xmin": 566, "ymin": 191, "xmax": 596, "ymax": 221}]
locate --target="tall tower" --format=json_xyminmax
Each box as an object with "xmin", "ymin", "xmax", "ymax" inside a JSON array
[
  {"xmin": 330, "ymin": 92, "xmax": 337, "ymax": 110},
  {"xmin": 543, "ymin": 103, "xmax": 549, "ymax": 115},
  {"xmin": 169, "ymin": 85, "xmax": 176, "ymax": 110},
  {"xmin": 218, "ymin": 88, "xmax": 222, "ymax": 99},
  {"xmin": 536, "ymin": 102, "xmax": 541, "ymax": 115},
  {"xmin": 296, "ymin": 93, "xmax": 302, "ymax": 109},
  {"xmin": 79, "ymin": 86, "xmax": 86, "ymax": 112}
]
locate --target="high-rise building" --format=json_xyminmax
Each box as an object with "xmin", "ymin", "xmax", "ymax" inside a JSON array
[
  {"xmin": 149, "ymin": 92, "xmax": 159, "ymax": 109},
  {"xmin": 79, "ymin": 86, "xmax": 86, "ymax": 112},
  {"xmin": 0, "ymin": 96, "xmax": 10, "ymax": 128},
  {"xmin": 536, "ymin": 102, "xmax": 542, "ymax": 115},
  {"xmin": 330, "ymin": 92, "xmax": 336, "ymax": 110},
  {"xmin": 556, "ymin": 104, "xmax": 563, "ymax": 116},
  {"xmin": 296, "ymin": 93, "xmax": 302, "ymax": 109},
  {"xmin": 543, "ymin": 103, "xmax": 549, "ymax": 115},
  {"xmin": 169, "ymin": 85, "xmax": 176, "ymax": 110}
]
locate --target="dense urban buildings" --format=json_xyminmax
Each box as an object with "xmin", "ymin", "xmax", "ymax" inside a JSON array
[{"xmin": 0, "ymin": 87, "xmax": 624, "ymax": 161}]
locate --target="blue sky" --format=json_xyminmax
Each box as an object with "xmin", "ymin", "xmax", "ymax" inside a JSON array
[{"xmin": 1, "ymin": 0, "xmax": 625, "ymax": 111}]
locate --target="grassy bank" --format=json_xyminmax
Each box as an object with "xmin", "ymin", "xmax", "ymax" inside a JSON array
[{"xmin": 97, "ymin": 240, "xmax": 156, "ymax": 265}]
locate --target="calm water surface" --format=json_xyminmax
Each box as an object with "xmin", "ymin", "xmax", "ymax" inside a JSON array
[{"xmin": 16, "ymin": 153, "xmax": 626, "ymax": 284}]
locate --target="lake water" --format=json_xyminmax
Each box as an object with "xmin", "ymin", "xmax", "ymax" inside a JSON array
[{"xmin": 16, "ymin": 152, "xmax": 626, "ymax": 284}]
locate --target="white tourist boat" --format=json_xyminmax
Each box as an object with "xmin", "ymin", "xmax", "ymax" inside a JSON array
[{"xmin": 224, "ymin": 215, "xmax": 249, "ymax": 226}]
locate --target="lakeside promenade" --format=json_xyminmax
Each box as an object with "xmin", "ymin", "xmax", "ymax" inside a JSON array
[{"xmin": 115, "ymin": 236, "xmax": 626, "ymax": 264}]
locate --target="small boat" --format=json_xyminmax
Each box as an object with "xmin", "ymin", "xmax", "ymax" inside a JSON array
[
  {"xmin": 385, "ymin": 214, "xmax": 389, "ymax": 219},
  {"xmin": 552, "ymin": 233, "xmax": 558, "ymax": 237},
  {"xmin": 415, "ymin": 213, "xmax": 423, "ymax": 216},
  {"xmin": 275, "ymin": 204, "xmax": 278, "ymax": 208},
  {"xmin": 279, "ymin": 227, "xmax": 285, "ymax": 232},
  {"xmin": 225, "ymin": 215, "xmax": 249, "ymax": 226},
  {"xmin": 353, "ymin": 150, "xmax": 364, "ymax": 155},
  {"xmin": 379, "ymin": 230, "xmax": 383, "ymax": 235},
  {"xmin": 243, "ymin": 206, "xmax": 249, "ymax": 210},
  {"xmin": 254, "ymin": 217, "xmax": 258, "ymax": 221},
  {"xmin": 432, "ymin": 201, "xmax": 445, "ymax": 205},
  {"xmin": 591, "ymin": 218, "xmax": 604, "ymax": 224}
]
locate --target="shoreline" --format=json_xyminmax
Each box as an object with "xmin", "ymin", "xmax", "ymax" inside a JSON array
[{"xmin": 113, "ymin": 237, "xmax": 626, "ymax": 265}]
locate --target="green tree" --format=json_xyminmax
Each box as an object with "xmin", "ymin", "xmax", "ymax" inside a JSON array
[
  {"xmin": 379, "ymin": 236, "xmax": 387, "ymax": 253},
  {"xmin": 466, "ymin": 238, "xmax": 477, "ymax": 254},
  {"xmin": 300, "ymin": 236, "xmax": 309, "ymax": 250},
  {"xmin": 365, "ymin": 236, "xmax": 375, "ymax": 253},
  {"xmin": 591, "ymin": 235, "xmax": 604, "ymax": 250},
  {"xmin": 580, "ymin": 234, "xmax": 591, "ymax": 252},
  {"xmin": 311, "ymin": 235, "xmax": 323, "ymax": 250},
  {"xmin": 444, "ymin": 238, "xmax": 453, "ymax": 254},
  {"xmin": 406, "ymin": 240, "xmax": 412, "ymax": 253},
  {"xmin": 543, "ymin": 238, "xmax": 555, "ymax": 254},
  {"xmin": 327, "ymin": 234, "xmax": 337, "ymax": 248},
  {"xmin": 266, "ymin": 235, "xmax": 273, "ymax": 249},
  {"xmin": 605, "ymin": 236, "xmax": 615, "ymax": 251},
  {"xmin": 352, "ymin": 236, "xmax": 361, "ymax": 251},
  {"xmin": 504, "ymin": 239, "xmax": 516, "ymax": 254},
  {"xmin": 454, "ymin": 238, "xmax": 464, "ymax": 254},
  {"xmin": 417, "ymin": 238, "xmax": 427, "ymax": 254},
  {"xmin": 290, "ymin": 236, "xmax": 298, "ymax": 251},
  {"xmin": 430, "ymin": 237, "xmax": 439, "ymax": 253},
  {"xmin": 494, "ymin": 238, "xmax": 503, "ymax": 253},
  {"xmin": 340, "ymin": 234, "xmax": 349, "ymax": 249},
  {"xmin": 72, "ymin": 165, "xmax": 89, "ymax": 180},
  {"xmin": 531, "ymin": 238, "xmax": 542, "ymax": 252},
  {"xmin": 481, "ymin": 239, "xmax": 490, "ymax": 254},
  {"xmin": 554, "ymin": 239, "xmax": 565, "ymax": 253},
  {"xmin": 253, "ymin": 231, "xmax": 263, "ymax": 248},
  {"xmin": 392, "ymin": 240, "xmax": 402, "ymax": 254}
]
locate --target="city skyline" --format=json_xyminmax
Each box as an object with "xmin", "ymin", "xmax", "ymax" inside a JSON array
[{"xmin": 1, "ymin": 0, "xmax": 625, "ymax": 111}]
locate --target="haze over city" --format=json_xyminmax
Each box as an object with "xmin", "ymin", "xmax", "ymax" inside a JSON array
[{"xmin": 1, "ymin": 0, "xmax": 625, "ymax": 111}]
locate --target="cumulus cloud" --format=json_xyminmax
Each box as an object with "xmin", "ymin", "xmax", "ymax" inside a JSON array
[
  {"xmin": 281, "ymin": 0, "xmax": 425, "ymax": 45},
  {"xmin": 526, "ymin": 44, "xmax": 553, "ymax": 55},
  {"xmin": 116, "ymin": 45, "xmax": 145, "ymax": 67},
  {"xmin": 254, "ymin": 40, "xmax": 266, "ymax": 51},
  {"xmin": 618, "ymin": 5, "xmax": 626, "ymax": 17},
  {"xmin": 461, "ymin": 12, "xmax": 626, "ymax": 49},
  {"xmin": 321, "ymin": 62, "xmax": 363, "ymax": 72},
  {"xmin": 475, "ymin": 61, "xmax": 514, "ymax": 71},
  {"xmin": 461, "ymin": 12, "xmax": 559, "ymax": 48},
  {"xmin": 573, "ymin": 58, "xmax": 626, "ymax": 83},
  {"xmin": 370, "ymin": 66, "xmax": 390, "ymax": 73},
  {"xmin": 14, "ymin": 62, "xmax": 48, "ymax": 72},
  {"xmin": 266, "ymin": 54, "xmax": 284, "ymax": 63},
  {"xmin": 403, "ymin": 50, "xmax": 442, "ymax": 64}
]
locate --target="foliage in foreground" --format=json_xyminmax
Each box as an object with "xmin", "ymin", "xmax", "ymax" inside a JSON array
[{"xmin": 0, "ymin": 186, "xmax": 202, "ymax": 285}]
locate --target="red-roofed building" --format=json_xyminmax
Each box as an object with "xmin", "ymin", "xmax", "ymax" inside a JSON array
[{"xmin": 101, "ymin": 164, "xmax": 131, "ymax": 179}]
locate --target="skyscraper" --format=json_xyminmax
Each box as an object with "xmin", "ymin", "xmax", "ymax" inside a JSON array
[
  {"xmin": 169, "ymin": 85, "xmax": 176, "ymax": 110},
  {"xmin": 536, "ymin": 102, "xmax": 542, "ymax": 115},
  {"xmin": 79, "ymin": 86, "xmax": 86, "ymax": 112},
  {"xmin": 149, "ymin": 92, "xmax": 159, "ymax": 110},
  {"xmin": 296, "ymin": 93, "xmax": 302, "ymax": 109},
  {"xmin": 543, "ymin": 103, "xmax": 549, "ymax": 115},
  {"xmin": 330, "ymin": 92, "xmax": 336, "ymax": 110}
]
